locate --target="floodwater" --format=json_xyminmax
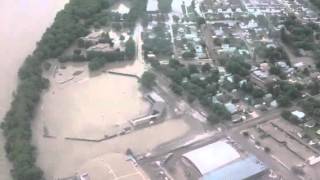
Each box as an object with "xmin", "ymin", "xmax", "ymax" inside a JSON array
[
  {"xmin": 0, "ymin": 1, "xmax": 68, "ymax": 179},
  {"xmin": 32, "ymin": 15, "xmax": 188, "ymax": 179},
  {"xmin": 33, "ymin": 54, "xmax": 188, "ymax": 179}
]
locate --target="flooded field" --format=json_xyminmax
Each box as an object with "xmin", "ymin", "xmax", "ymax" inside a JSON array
[
  {"xmin": 32, "ymin": 11, "xmax": 189, "ymax": 177},
  {"xmin": 38, "ymin": 63, "xmax": 150, "ymax": 139},
  {"xmin": 33, "ymin": 62, "xmax": 189, "ymax": 179},
  {"xmin": 0, "ymin": 1, "xmax": 68, "ymax": 179}
]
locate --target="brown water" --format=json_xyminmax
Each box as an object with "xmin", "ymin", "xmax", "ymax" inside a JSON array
[{"xmin": 0, "ymin": 1, "xmax": 68, "ymax": 179}]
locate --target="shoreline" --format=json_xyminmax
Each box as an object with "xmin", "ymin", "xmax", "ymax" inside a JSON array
[{"xmin": 0, "ymin": 1, "xmax": 69, "ymax": 180}]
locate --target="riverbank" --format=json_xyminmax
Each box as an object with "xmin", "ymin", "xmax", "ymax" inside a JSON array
[
  {"xmin": 0, "ymin": 1, "xmax": 68, "ymax": 180},
  {"xmin": 1, "ymin": 1, "xmax": 112, "ymax": 179}
]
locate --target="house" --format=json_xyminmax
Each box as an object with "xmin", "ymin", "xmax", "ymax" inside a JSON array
[
  {"xmin": 225, "ymin": 102, "xmax": 238, "ymax": 114},
  {"xmin": 80, "ymin": 30, "xmax": 106, "ymax": 44},
  {"xmin": 87, "ymin": 43, "xmax": 118, "ymax": 53},
  {"xmin": 291, "ymin": 111, "xmax": 306, "ymax": 122},
  {"xmin": 304, "ymin": 120, "xmax": 316, "ymax": 128},
  {"xmin": 146, "ymin": 0, "xmax": 159, "ymax": 13},
  {"xmin": 293, "ymin": 62, "xmax": 305, "ymax": 71},
  {"xmin": 218, "ymin": 44, "xmax": 236, "ymax": 54},
  {"xmin": 146, "ymin": 53, "xmax": 156, "ymax": 60}
]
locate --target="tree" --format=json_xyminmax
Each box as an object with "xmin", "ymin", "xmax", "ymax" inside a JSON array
[
  {"xmin": 89, "ymin": 57, "xmax": 105, "ymax": 71},
  {"xmin": 252, "ymin": 88, "xmax": 265, "ymax": 98},
  {"xmin": 125, "ymin": 37, "xmax": 136, "ymax": 59},
  {"xmin": 99, "ymin": 32, "xmax": 113, "ymax": 45},
  {"xmin": 120, "ymin": 35, "xmax": 125, "ymax": 41},
  {"xmin": 242, "ymin": 131, "xmax": 249, "ymax": 137},
  {"xmin": 303, "ymin": 68, "xmax": 310, "ymax": 76},
  {"xmin": 188, "ymin": 64, "xmax": 199, "ymax": 74},
  {"xmin": 277, "ymin": 95, "xmax": 291, "ymax": 107},
  {"xmin": 207, "ymin": 113, "xmax": 219, "ymax": 124},
  {"xmin": 201, "ymin": 63, "xmax": 211, "ymax": 73},
  {"xmin": 269, "ymin": 65, "xmax": 281, "ymax": 75},
  {"xmin": 182, "ymin": 51, "xmax": 195, "ymax": 59},
  {"xmin": 281, "ymin": 110, "xmax": 291, "ymax": 120},
  {"xmin": 170, "ymin": 83, "xmax": 183, "ymax": 95},
  {"xmin": 211, "ymin": 103, "xmax": 232, "ymax": 120},
  {"xmin": 226, "ymin": 59, "xmax": 251, "ymax": 76},
  {"xmin": 214, "ymin": 38, "xmax": 222, "ymax": 46},
  {"xmin": 140, "ymin": 71, "xmax": 156, "ymax": 89},
  {"xmin": 309, "ymin": 81, "xmax": 320, "ymax": 95},
  {"xmin": 169, "ymin": 58, "xmax": 181, "ymax": 69},
  {"xmin": 158, "ymin": 0, "xmax": 173, "ymax": 13},
  {"xmin": 172, "ymin": 15, "xmax": 180, "ymax": 23},
  {"xmin": 187, "ymin": 94, "xmax": 196, "ymax": 103},
  {"xmin": 264, "ymin": 147, "xmax": 271, "ymax": 153},
  {"xmin": 150, "ymin": 59, "xmax": 161, "ymax": 69},
  {"xmin": 196, "ymin": 17, "xmax": 206, "ymax": 28}
]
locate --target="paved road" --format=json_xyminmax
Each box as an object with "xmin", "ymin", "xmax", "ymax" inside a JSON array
[
  {"xmin": 137, "ymin": 107, "xmax": 302, "ymax": 179},
  {"xmin": 228, "ymin": 130, "xmax": 300, "ymax": 180}
]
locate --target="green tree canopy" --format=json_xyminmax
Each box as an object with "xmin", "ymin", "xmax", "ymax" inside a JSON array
[
  {"xmin": 140, "ymin": 71, "xmax": 156, "ymax": 89},
  {"xmin": 125, "ymin": 37, "xmax": 136, "ymax": 59}
]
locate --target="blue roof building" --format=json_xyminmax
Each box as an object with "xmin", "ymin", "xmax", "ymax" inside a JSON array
[{"xmin": 201, "ymin": 155, "xmax": 267, "ymax": 180}]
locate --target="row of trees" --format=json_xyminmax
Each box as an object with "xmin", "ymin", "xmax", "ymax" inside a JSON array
[
  {"xmin": 267, "ymin": 80, "xmax": 302, "ymax": 107},
  {"xmin": 255, "ymin": 46, "xmax": 289, "ymax": 65},
  {"xmin": 1, "ymin": 0, "xmax": 115, "ymax": 179},
  {"xmin": 310, "ymin": 0, "xmax": 320, "ymax": 10},
  {"xmin": 87, "ymin": 50, "xmax": 125, "ymax": 71},
  {"xmin": 87, "ymin": 36, "xmax": 136, "ymax": 72},
  {"xmin": 127, "ymin": 0, "xmax": 148, "ymax": 28},
  {"xmin": 281, "ymin": 15, "xmax": 320, "ymax": 55}
]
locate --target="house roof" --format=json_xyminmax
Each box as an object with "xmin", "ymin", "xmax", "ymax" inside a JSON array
[
  {"xmin": 183, "ymin": 140, "xmax": 240, "ymax": 175},
  {"xmin": 291, "ymin": 111, "xmax": 305, "ymax": 119},
  {"xmin": 225, "ymin": 103, "xmax": 237, "ymax": 114},
  {"xmin": 147, "ymin": 92, "xmax": 165, "ymax": 103},
  {"xmin": 146, "ymin": 0, "xmax": 158, "ymax": 12}
]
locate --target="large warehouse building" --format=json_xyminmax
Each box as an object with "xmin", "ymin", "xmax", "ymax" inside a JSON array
[{"xmin": 181, "ymin": 140, "xmax": 267, "ymax": 180}]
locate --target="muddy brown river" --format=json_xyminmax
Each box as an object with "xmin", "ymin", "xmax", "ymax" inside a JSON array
[{"xmin": 0, "ymin": 1, "xmax": 68, "ymax": 179}]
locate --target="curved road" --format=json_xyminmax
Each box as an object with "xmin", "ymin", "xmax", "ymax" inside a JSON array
[{"xmin": 0, "ymin": 1, "xmax": 68, "ymax": 179}]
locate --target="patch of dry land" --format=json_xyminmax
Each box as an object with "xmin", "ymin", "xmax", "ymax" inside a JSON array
[{"xmin": 33, "ymin": 62, "xmax": 189, "ymax": 179}]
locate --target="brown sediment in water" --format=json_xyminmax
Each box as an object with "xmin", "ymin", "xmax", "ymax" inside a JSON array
[
  {"xmin": 32, "ymin": 62, "xmax": 190, "ymax": 179},
  {"xmin": 0, "ymin": 1, "xmax": 68, "ymax": 179}
]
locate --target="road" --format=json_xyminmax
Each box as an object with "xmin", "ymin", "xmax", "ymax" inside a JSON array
[
  {"xmin": 137, "ymin": 105, "xmax": 302, "ymax": 179},
  {"xmin": 201, "ymin": 24, "xmax": 218, "ymax": 63},
  {"xmin": 226, "ymin": 111, "xmax": 300, "ymax": 180}
]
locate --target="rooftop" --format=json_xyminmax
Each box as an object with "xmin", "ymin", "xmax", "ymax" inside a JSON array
[
  {"xmin": 201, "ymin": 155, "xmax": 267, "ymax": 180},
  {"xmin": 183, "ymin": 140, "xmax": 240, "ymax": 175}
]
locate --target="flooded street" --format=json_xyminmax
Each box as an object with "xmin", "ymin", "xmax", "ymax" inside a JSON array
[{"xmin": 0, "ymin": 0, "xmax": 68, "ymax": 179}]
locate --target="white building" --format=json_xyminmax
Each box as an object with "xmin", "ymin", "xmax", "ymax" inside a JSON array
[{"xmin": 183, "ymin": 140, "xmax": 240, "ymax": 175}]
